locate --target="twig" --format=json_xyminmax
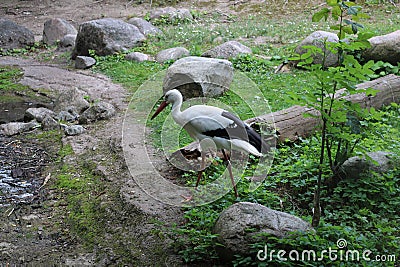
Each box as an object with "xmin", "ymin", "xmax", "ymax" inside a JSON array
[
  {"xmin": 7, "ymin": 207, "xmax": 15, "ymax": 217},
  {"xmin": 39, "ymin": 173, "xmax": 51, "ymax": 190}
]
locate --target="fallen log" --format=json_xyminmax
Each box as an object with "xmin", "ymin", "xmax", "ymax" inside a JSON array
[
  {"xmin": 173, "ymin": 74, "xmax": 400, "ymax": 158},
  {"xmin": 246, "ymin": 74, "xmax": 400, "ymax": 142}
]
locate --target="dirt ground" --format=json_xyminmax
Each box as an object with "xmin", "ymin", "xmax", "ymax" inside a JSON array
[{"xmin": 0, "ymin": 0, "xmax": 252, "ymax": 42}]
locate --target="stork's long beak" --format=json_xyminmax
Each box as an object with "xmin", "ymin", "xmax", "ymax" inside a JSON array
[{"xmin": 151, "ymin": 101, "xmax": 169, "ymax": 120}]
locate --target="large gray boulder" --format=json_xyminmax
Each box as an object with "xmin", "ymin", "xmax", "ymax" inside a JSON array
[
  {"xmin": 163, "ymin": 56, "xmax": 233, "ymax": 98},
  {"xmin": 72, "ymin": 18, "xmax": 146, "ymax": 58},
  {"xmin": 42, "ymin": 18, "xmax": 77, "ymax": 45},
  {"xmin": 202, "ymin": 40, "xmax": 252, "ymax": 59},
  {"xmin": 155, "ymin": 47, "xmax": 189, "ymax": 63},
  {"xmin": 0, "ymin": 19, "xmax": 34, "ymax": 51},
  {"xmin": 339, "ymin": 151, "xmax": 394, "ymax": 179},
  {"xmin": 214, "ymin": 202, "xmax": 313, "ymax": 262},
  {"xmin": 295, "ymin": 30, "xmax": 339, "ymax": 67},
  {"xmin": 127, "ymin": 17, "xmax": 162, "ymax": 36},
  {"xmin": 362, "ymin": 30, "xmax": 400, "ymax": 65}
]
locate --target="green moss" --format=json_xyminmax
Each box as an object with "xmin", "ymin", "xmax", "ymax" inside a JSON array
[
  {"xmin": 0, "ymin": 65, "xmax": 54, "ymax": 105},
  {"xmin": 0, "ymin": 65, "xmax": 28, "ymax": 92},
  {"xmin": 58, "ymin": 143, "xmax": 74, "ymax": 158}
]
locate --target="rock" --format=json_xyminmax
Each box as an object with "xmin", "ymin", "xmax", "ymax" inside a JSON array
[
  {"xmin": 75, "ymin": 56, "xmax": 96, "ymax": 69},
  {"xmin": 79, "ymin": 101, "xmax": 116, "ymax": 124},
  {"xmin": 163, "ymin": 56, "xmax": 233, "ymax": 98},
  {"xmin": 55, "ymin": 87, "xmax": 90, "ymax": 114},
  {"xmin": 362, "ymin": 30, "xmax": 400, "ymax": 65},
  {"xmin": 202, "ymin": 40, "xmax": 252, "ymax": 59},
  {"xmin": 42, "ymin": 18, "xmax": 77, "ymax": 45},
  {"xmin": 25, "ymin": 107, "xmax": 56, "ymax": 122},
  {"xmin": 58, "ymin": 108, "xmax": 79, "ymax": 122},
  {"xmin": 0, "ymin": 121, "xmax": 40, "ymax": 136},
  {"xmin": 72, "ymin": 18, "xmax": 146, "ymax": 58},
  {"xmin": 150, "ymin": 7, "xmax": 176, "ymax": 20},
  {"xmin": 63, "ymin": 124, "xmax": 85, "ymax": 136},
  {"xmin": 127, "ymin": 17, "xmax": 162, "ymax": 36},
  {"xmin": 155, "ymin": 47, "xmax": 190, "ymax": 63},
  {"xmin": 0, "ymin": 19, "xmax": 35, "ymax": 51},
  {"xmin": 170, "ymin": 8, "xmax": 193, "ymax": 21},
  {"xmin": 214, "ymin": 202, "xmax": 313, "ymax": 262},
  {"xmin": 125, "ymin": 52, "xmax": 149, "ymax": 62},
  {"xmin": 41, "ymin": 114, "xmax": 59, "ymax": 130},
  {"xmin": 295, "ymin": 30, "xmax": 339, "ymax": 67},
  {"xmin": 59, "ymin": 34, "xmax": 77, "ymax": 47},
  {"xmin": 150, "ymin": 7, "xmax": 193, "ymax": 22},
  {"xmin": 339, "ymin": 151, "xmax": 394, "ymax": 179}
]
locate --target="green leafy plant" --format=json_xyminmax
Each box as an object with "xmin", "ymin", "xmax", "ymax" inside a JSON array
[{"xmin": 289, "ymin": 0, "xmax": 376, "ymax": 227}]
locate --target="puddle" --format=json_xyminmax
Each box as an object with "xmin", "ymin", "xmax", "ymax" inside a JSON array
[
  {"xmin": 0, "ymin": 101, "xmax": 51, "ymax": 124},
  {"xmin": 0, "ymin": 136, "xmax": 48, "ymax": 207}
]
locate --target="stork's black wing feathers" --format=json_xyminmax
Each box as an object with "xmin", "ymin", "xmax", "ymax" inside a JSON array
[{"xmin": 202, "ymin": 111, "xmax": 263, "ymax": 153}]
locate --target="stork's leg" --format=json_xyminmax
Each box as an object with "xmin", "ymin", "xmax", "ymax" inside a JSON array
[
  {"xmin": 195, "ymin": 150, "xmax": 206, "ymax": 188},
  {"xmin": 221, "ymin": 149, "xmax": 238, "ymax": 198}
]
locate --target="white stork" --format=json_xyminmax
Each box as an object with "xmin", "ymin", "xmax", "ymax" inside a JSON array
[{"xmin": 151, "ymin": 89, "xmax": 265, "ymax": 199}]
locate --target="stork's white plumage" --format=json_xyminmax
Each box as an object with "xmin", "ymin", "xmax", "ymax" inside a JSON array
[{"xmin": 151, "ymin": 89, "xmax": 265, "ymax": 198}]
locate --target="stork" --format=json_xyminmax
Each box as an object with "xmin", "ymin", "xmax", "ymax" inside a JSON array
[{"xmin": 151, "ymin": 89, "xmax": 265, "ymax": 199}]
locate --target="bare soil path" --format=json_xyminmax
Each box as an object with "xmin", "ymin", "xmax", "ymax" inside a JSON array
[{"xmin": 0, "ymin": 55, "xmax": 185, "ymax": 265}]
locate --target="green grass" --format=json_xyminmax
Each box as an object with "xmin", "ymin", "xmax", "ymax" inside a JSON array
[
  {"xmin": 0, "ymin": 66, "xmax": 28, "ymax": 93},
  {"xmin": 92, "ymin": 54, "xmax": 167, "ymax": 92}
]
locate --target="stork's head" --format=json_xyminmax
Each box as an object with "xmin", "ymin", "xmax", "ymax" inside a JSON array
[{"xmin": 151, "ymin": 89, "xmax": 182, "ymax": 120}]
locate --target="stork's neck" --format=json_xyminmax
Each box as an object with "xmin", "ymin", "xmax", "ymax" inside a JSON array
[{"xmin": 170, "ymin": 95, "xmax": 184, "ymax": 126}]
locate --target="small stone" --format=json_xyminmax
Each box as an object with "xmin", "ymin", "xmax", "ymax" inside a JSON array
[
  {"xmin": 155, "ymin": 47, "xmax": 189, "ymax": 63},
  {"xmin": 42, "ymin": 114, "xmax": 59, "ymax": 130},
  {"xmin": 79, "ymin": 101, "xmax": 116, "ymax": 124},
  {"xmin": 0, "ymin": 121, "xmax": 40, "ymax": 136},
  {"xmin": 59, "ymin": 34, "xmax": 77, "ymax": 47},
  {"xmin": 127, "ymin": 17, "xmax": 162, "ymax": 36},
  {"xmin": 55, "ymin": 88, "xmax": 90, "ymax": 114},
  {"xmin": 63, "ymin": 125, "xmax": 85, "ymax": 136},
  {"xmin": 125, "ymin": 52, "xmax": 149, "ymax": 62},
  {"xmin": 75, "ymin": 56, "xmax": 96, "ymax": 69},
  {"xmin": 202, "ymin": 40, "xmax": 252, "ymax": 59},
  {"xmin": 25, "ymin": 107, "xmax": 55, "ymax": 122},
  {"xmin": 58, "ymin": 109, "xmax": 78, "ymax": 122}
]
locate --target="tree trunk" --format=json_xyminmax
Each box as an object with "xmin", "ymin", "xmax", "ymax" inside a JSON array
[{"xmin": 246, "ymin": 74, "xmax": 400, "ymax": 143}]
